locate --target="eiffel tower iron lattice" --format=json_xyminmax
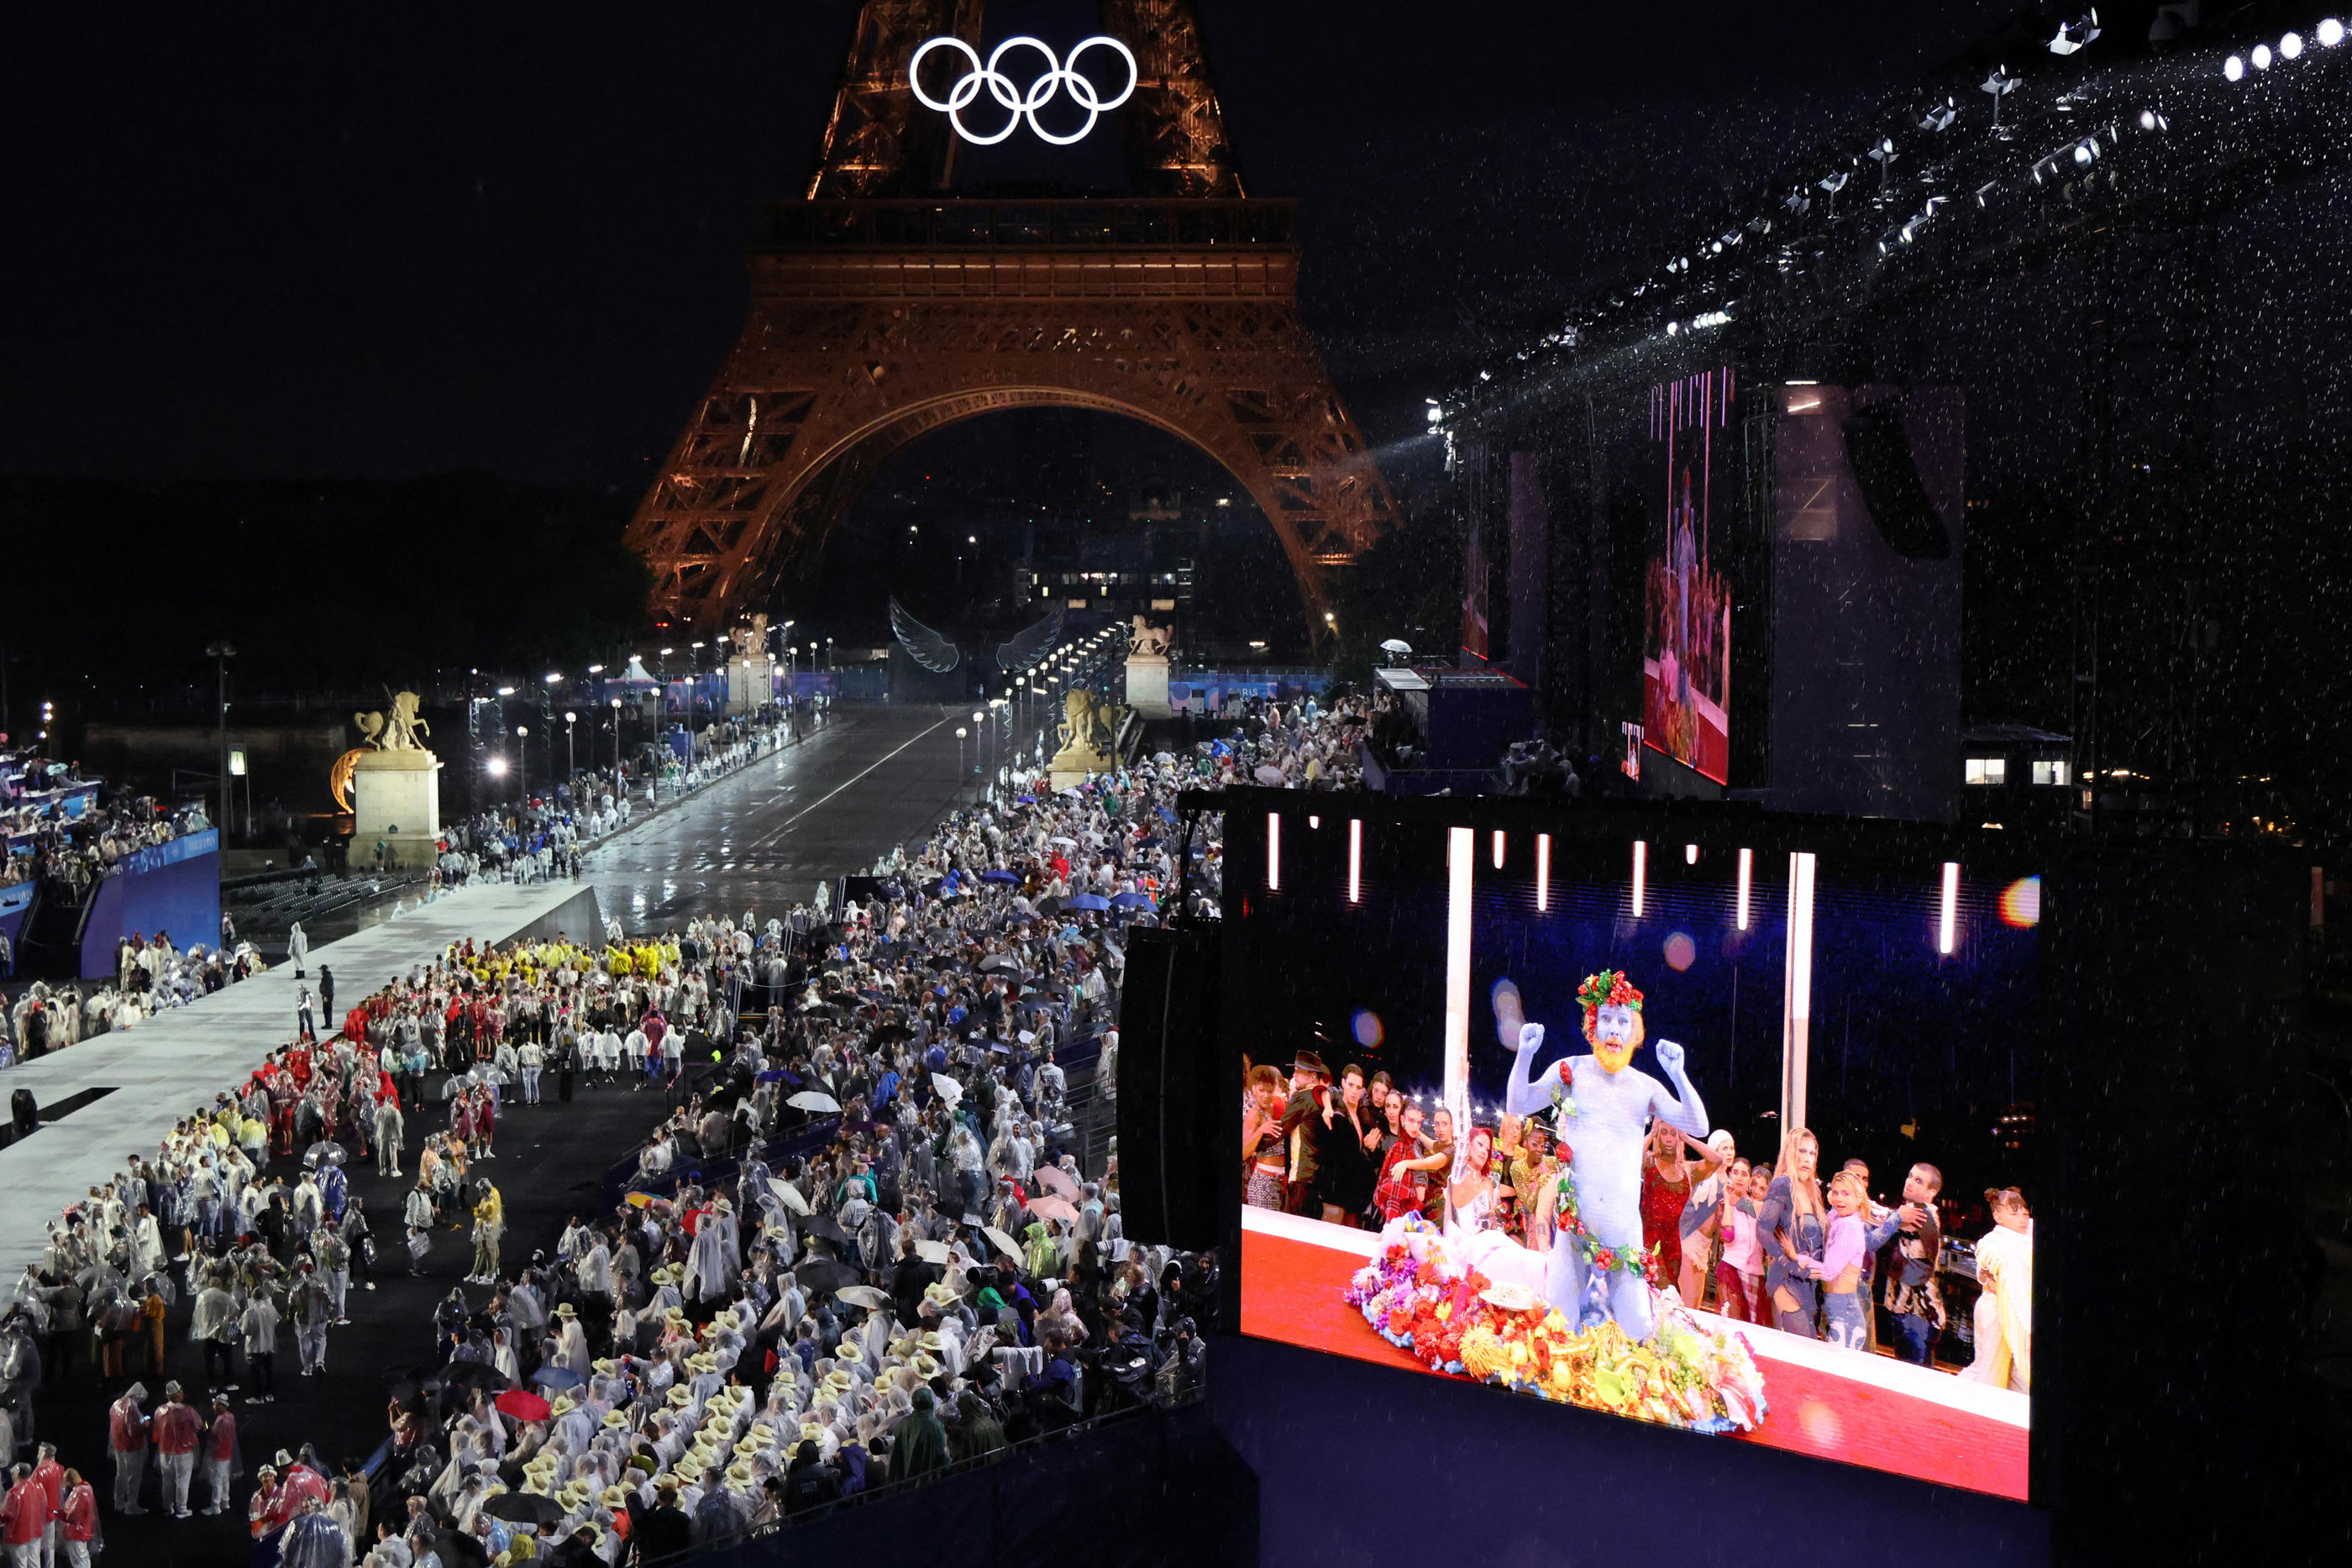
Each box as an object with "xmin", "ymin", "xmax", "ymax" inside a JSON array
[{"xmin": 626, "ymin": 0, "xmax": 1395, "ymax": 639}]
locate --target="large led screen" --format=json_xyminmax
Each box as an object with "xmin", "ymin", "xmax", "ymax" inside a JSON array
[
  {"xmin": 1642, "ymin": 368, "xmax": 1735, "ymax": 784},
  {"xmin": 1232, "ymin": 806, "xmax": 2038, "ymax": 1500}
]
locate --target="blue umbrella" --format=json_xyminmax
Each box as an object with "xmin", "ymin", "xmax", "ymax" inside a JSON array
[
  {"xmin": 1065, "ymin": 893, "xmax": 1110, "ymax": 911},
  {"xmin": 530, "ymin": 1365, "xmax": 585, "ymax": 1392},
  {"xmin": 1109, "ymin": 891, "xmax": 1149, "ymax": 909},
  {"xmin": 979, "ymin": 869, "xmax": 1019, "ymax": 884}
]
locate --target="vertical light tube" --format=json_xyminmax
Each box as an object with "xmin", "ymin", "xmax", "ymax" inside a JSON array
[
  {"xmin": 1445, "ymin": 826, "xmax": 1477, "ymax": 1135},
  {"xmin": 1493, "ymin": 829, "xmax": 1506, "ymax": 869},
  {"xmin": 1347, "ymin": 819, "xmax": 1362, "ymax": 904},
  {"xmin": 1308, "ymin": 815, "xmax": 1320, "ymax": 830},
  {"xmin": 1536, "ymin": 832, "xmax": 1551, "ymax": 912},
  {"xmin": 1685, "ymin": 842, "xmax": 1699, "ymax": 865},
  {"xmin": 1780, "ymin": 851, "xmax": 1816, "ymax": 1135},
  {"xmin": 1736, "ymin": 847, "xmax": 1753, "ymax": 931},
  {"xmin": 1266, "ymin": 811, "xmax": 1280, "ymax": 891},
  {"xmin": 1940, "ymin": 861, "xmax": 1961, "ymax": 954},
  {"xmin": 1631, "ymin": 840, "xmax": 1647, "ymax": 918}
]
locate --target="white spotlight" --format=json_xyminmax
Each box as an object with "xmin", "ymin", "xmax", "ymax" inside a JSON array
[
  {"xmin": 2252, "ymin": 43, "xmax": 2273, "ymax": 69},
  {"xmin": 1940, "ymin": 862, "xmax": 1961, "ymax": 955},
  {"xmin": 1631, "ymin": 841, "xmax": 1647, "ymax": 919},
  {"xmin": 2282, "ymin": 31, "xmax": 2305, "ymax": 58},
  {"xmin": 2224, "ymin": 53, "xmax": 2245, "ymax": 79},
  {"xmin": 1735, "ymin": 847, "xmax": 1753, "ymax": 931},
  {"xmin": 2320, "ymin": 18, "xmax": 2345, "ymax": 47}
]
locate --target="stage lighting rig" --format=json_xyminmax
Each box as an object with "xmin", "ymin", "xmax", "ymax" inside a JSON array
[
  {"xmin": 2048, "ymin": 9, "xmax": 2100, "ymax": 55},
  {"xmin": 1982, "ymin": 65, "xmax": 2020, "ymax": 134},
  {"xmin": 1919, "ymin": 98, "xmax": 1959, "ymax": 132},
  {"xmin": 2320, "ymin": 18, "xmax": 2345, "ymax": 47}
]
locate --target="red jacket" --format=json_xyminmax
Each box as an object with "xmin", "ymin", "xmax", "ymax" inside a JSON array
[
  {"xmin": 29, "ymin": 1460, "xmax": 62, "ymax": 1514},
  {"xmin": 108, "ymin": 1401, "xmax": 148, "ymax": 1455},
  {"xmin": 205, "ymin": 1412, "xmax": 238, "ymax": 1463},
  {"xmin": 55, "ymin": 1485, "xmax": 95, "ymax": 1544},
  {"xmin": 151, "ymin": 1401, "xmax": 202, "ymax": 1455},
  {"xmin": 0, "ymin": 1476, "xmax": 50, "ymax": 1546}
]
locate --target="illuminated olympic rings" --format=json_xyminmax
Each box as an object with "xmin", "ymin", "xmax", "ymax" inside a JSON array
[{"xmin": 908, "ymin": 35, "xmax": 1138, "ymax": 146}]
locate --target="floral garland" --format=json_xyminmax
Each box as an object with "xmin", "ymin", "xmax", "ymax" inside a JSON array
[
  {"xmin": 1339, "ymin": 1214, "xmax": 1768, "ymax": 1434},
  {"xmin": 1552, "ymin": 1168, "xmax": 1659, "ymax": 1285}
]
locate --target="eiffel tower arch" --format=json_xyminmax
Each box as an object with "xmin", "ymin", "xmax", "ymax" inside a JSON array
[{"xmin": 625, "ymin": 0, "xmax": 1396, "ymax": 638}]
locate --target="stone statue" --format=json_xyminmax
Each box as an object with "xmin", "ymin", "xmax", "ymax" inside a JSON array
[
  {"xmin": 733, "ymin": 613, "xmax": 770, "ymax": 659},
  {"xmin": 1126, "ymin": 615, "xmax": 1171, "ymax": 660},
  {"xmin": 1058, "ymin": 689, "xmax": 1116, "ymax": 756},
  {"xmin": 354, "ymin": 691, "xmax": 431, "ymax": 752}
]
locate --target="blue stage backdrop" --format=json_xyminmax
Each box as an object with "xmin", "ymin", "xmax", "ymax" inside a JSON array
[{"xmin": 79, "ymin": 828, "xmax": 220, "ymax": 979}]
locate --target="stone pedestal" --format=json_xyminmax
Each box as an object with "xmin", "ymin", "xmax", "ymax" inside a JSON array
[
  {"xmin": 350, "ymin": 748, "xmax": 443, "ymax": 870},
  {"xmin": 727, "ymin": 655, "xmax": 776, "ymax": 715},
  {"xmin": 1124, "ymin": 655, "xmax": 1172, "ymax": 719},
  {"xmin": 1048, "ymin": 743, "xmax": 1112, "ymax": 793}
]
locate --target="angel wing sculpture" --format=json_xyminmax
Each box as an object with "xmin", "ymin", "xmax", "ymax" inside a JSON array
[
  {"xmin": 889, "ymin": 596, "xmax": 961, "ymax": 674},
  {"xmin": 993, "ymin": 606, "xmax": 1066, "ymax": 674}
]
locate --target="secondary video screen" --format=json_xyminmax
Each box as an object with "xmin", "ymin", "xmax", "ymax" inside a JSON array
[
  {"xmin": 1641, "ymin": 368, "xmax": 1735, "ymax": 784},
  {"xmin": 1233, "ymin": 808, "xmax": 2038, "ymax": 1500}
]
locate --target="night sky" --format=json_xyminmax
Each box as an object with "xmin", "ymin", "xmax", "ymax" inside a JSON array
[{"xmin": 1, "ymin": 0, "xmax": 2012, "ymax": 486}]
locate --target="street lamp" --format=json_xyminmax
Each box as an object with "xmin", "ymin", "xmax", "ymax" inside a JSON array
[
  {"xmin": 564, "ymin": 711, "xmax": 578, "ymax": 779},
  {"xmin": 205, "ymin": 640, "xmax": 235, "ymax": 839},
  {"xmin": 610, "ymin": 695, "xmax": 623, "ymax": 774},
  {"xmin": 955, "ymin": 726, "xmax": 969, "ymax": 804},
  {"xmin": 516, "ymin": 725, "xmax": 529, "ymax": 802},
  {"xmin": 973, "ymin": 710, "xmax": 986, "ymax": 801}
]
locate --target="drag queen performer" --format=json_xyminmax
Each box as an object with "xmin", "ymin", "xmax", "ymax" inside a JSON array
[{"xmin": 1499, "ymin": 971, "xmax": 1709, "ymax": 1342}]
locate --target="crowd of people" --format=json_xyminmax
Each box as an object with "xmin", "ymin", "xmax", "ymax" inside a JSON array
[
  {"xmin": 0, "ymin": 692, "xmax": 1354, "ymax": 1567},
  {"xmin": 1252, "ymin": 1052, "xmax": 2034, "ymax": 1390},
  {"xmin": 3, "ymin": 786, "xmax": 209, "ymax": 901}
]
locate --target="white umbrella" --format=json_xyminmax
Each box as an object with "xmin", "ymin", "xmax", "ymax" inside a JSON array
[
  {"xmin": 931, "ymin": 1073, "xmax": 963, "ymax": 1106},
  {"xmin": 768, "ymin": 1178, "xmax": 811, "ymax": 1217},
  {"xmin": 982, "ymin": 1225, "xmax": 1021, "ymax": 1261},
  {"xmin": 786, "ymin": 1090, "xmax": 841, "ymax": 1114},
  {"xmin": 914, "ymin": 1240, "xmax": 953, "ymax": 1266},
  {"xmin": 1379, "ymin": 638, "xmax": 1413, "ymax": 654},
  {"xmin": 836, "ymin": 1285, "xmax": 891, "ymax": 1311},
  {"xmin": 1050, "ymin": 835, "xmax": 1077, "ymax": 847}
]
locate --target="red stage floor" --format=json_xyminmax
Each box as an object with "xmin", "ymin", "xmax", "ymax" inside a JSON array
[{"xmin": 1243, "ymin": 1225, "xmax": 2028, "ymax": 1500}]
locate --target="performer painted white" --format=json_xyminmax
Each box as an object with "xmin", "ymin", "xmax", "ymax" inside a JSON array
[{"xmin": 1499, "ymin": 971, "xmax": 1709, "ymax": 1341}]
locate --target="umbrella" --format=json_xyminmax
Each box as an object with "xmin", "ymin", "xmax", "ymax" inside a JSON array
[
  {"xmin": 913, "ymin": 1240, "xmax": 953, "ymax": 1266},
  {"xmin": 977, "ymin": 954, "xmax": 1022, "ymax": 974},
  {"xmin": 1109, "ymin": 891, "xmax": 1149, "ymax": 909},
  {"xmin": 931, "ymin": 1073, "xmax": 963, "ymax": 1106},
  {"xmin": 485, "ymin": 1492, "xmax": 566, "ymax": 1527},
  {"xmin": 794, "ymin": 1257, "xmax": 860, "ymax": 1298},
  {"xmin": 982, "ymin": 1225, "xmax": 1021, "ymax": 1261},
  {"xmin": 493, "ymin": 1388, "xmax": 552, "ymax": 1424},
  {"xmin": 1035, "ymin": 1165, "xmax": 1081, "ymax": 1201},
  {"xmin": 1379, "ymin": 637, "xmax": 1413, "ymax": 654},
  {"xmin": 802, "ymin": 1214, "xmax": 849, "ymax": 1246},
  {"xmin": 528, "ymin": 1365, "xmax": 585, "ymax": 1392},
  {"xmin": 302, "ymin": 1142, "xmax": 347, "ymax": 1170},
  {"xmin": 979, "ymin": 869, "xmax": 1018, "ymax": 884},
  {"xmin": 431, "ymin": 1529, "xmax": 492, "ymax": 1568},
  {"xmin": 1050, "ymin": 835, "xmax": 1077, "ymax": 847},
  {"xmin": 1064, "ymin": 894, "xmax": 1110, "ymax": 912},
  {"xmin": 1028, "ymin": 1194, "xmax": 1079, "ymax": 1224},
  {"xmin": 786, "ymin": 1090, "xmax": 842, "ymax": 1114},
  {"xmin": 768, "ymin": 1178, "xmax": 811, "ymax": 1216},
  {"xmin": 835, "ymin": 1285, "xmax": 892, "ymax": 1311},
  {"xmin": 869, "ymin": 1022, "xmax": 914, "ymax": 1046},
  {"xmin": 922, "ymin": 953, "xmax": 959, "ymax": 971},
  {"xmin": 1254, "ymin": 763, "xmax": 1286, "ymax": 785}
]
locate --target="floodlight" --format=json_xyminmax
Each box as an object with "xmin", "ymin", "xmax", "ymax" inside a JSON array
[
  {"xmin": 2282, "ymin": 31, "xmax": 2304, "ymax": 58},
  {"xmin": 2224, "ymin": 53, "xmax": 2244, "ymax": 79},
  {"xmin": 2252, "ymin": 43, "xmax": 2272, "ymax": 68},
  {"xmin": 2319, "ymin": 18, "xmax": 2344, "ymax": 47}
]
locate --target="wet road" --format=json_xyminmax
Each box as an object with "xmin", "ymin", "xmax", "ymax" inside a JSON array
[{"xmin": 580, "ymin": 703, "xmax": 976, "ymax": 932}]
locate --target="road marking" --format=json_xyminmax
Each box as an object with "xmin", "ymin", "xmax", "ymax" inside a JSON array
[{"xmin": 746, "ymin": 717, "xmax": 952, "ymax": 848}]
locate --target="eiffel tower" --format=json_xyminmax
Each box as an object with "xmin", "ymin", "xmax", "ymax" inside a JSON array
[{"xmin": 624, "ymin": 0, "xmax": 1396, "ymax": 638}]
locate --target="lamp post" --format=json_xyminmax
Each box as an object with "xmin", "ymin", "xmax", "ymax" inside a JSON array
[
  {"xmin": 611, "ymin": 695, "xmax": 623, "ymax": 777},
  {"xmin": 955, "ymin": 726, "xmax": 969, "ymax": 805},
  {"xmin": 205, "ymin": 640, "xmax": 235, "ymax": 838},
  {"xmin": 516, "ymin": 726, "xmax": 529, "ymax": 804},
  {"xmin": 972, "ymin": 710, "xmax": 986, "ymax": 803},
  {"xmin": 689, "ymin": 642, "xmax": 706, "ymax": 766},
  {"xmin": 564, "ymin": 711, "xmax": 578, "ymax": 781}
]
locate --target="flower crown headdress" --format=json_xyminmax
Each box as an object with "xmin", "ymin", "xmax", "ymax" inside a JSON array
[{"xmin": 1576, "ymin": 970, "xmax": 1644, "ymax": 1020}]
